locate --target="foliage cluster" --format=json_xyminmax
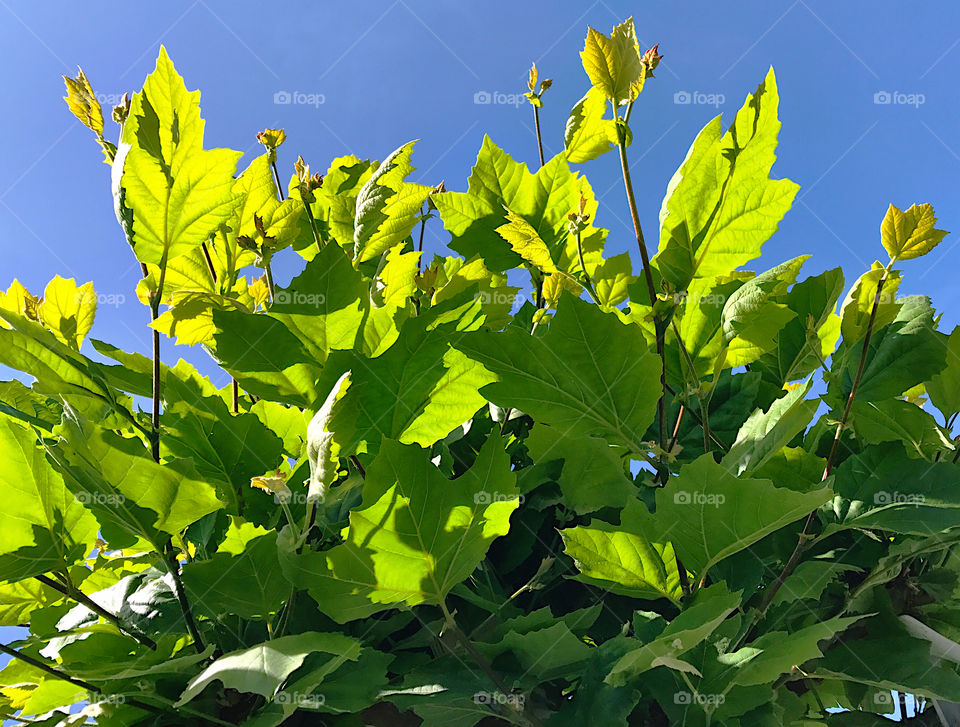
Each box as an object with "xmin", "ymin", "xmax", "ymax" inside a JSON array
[{"xmin": 1, "ymin": 16, "xmax": 959, "ymax": 727}]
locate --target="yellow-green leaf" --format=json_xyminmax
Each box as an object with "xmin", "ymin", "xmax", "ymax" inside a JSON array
[
  {"xmin": 62, "ymin": 68, "xmax": 103, "ymax": 137},
  {"xmin": 580, "ymin": 18, "xmax": 645, "ymax": 106},
  {"xmin": 881, "ymin": 202, "xmax": 948, "ymax": 262},
  {"xmin": 496, "ymin": 208, "xmax": 559, "ymax": 273},
  {"xmin": 39, "ymin": 276, "xmax": 97, "ymax": 349}
]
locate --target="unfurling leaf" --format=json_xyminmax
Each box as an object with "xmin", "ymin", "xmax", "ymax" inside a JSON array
[{"xmin": 581, "ymin": 17, "xmax": 647, "ymax": 106}]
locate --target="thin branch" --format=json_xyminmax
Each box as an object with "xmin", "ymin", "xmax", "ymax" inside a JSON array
[
  {"xmin": 533, "ymin": 105, "xmax": 545, "ymax": 168},
  {"xmin": 615, "ymin": 111, "xmax": 668, "ymax": 472},
  {"xmin": 163, "ymin": 545, "xmax": 207, "ymax": 654},
  {"xmin": 439, "ymin": 601, "xmax": 545, "ymax": 727},
  {"xmin": 743, "ymin": 269, "xmax": 891, "ymax": 643},
  {"xmin": 0, "ymin": 642, "xmax": 165, "ymax": 719}
]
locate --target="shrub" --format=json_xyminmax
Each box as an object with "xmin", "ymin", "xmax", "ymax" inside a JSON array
[{"xmin": 1, "ymin": 16, "xmax": 958, "ymax": 727}]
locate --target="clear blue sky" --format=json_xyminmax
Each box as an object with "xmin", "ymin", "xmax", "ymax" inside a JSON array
[
  {"xmin": 0, "ymin": 3, "xmax": 956, "ymax": 718},
  {"xmin": 1, "ymin": 0, "xmax": 959, "ymax": 379}
]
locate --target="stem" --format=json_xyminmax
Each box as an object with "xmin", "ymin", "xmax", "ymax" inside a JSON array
[
  {"xmin": 302, "ymin": 199, "xmax": 323, "ymax": 252},
  {"xmin": 349, "ymin": 455, "xmax": 366, "ymax": 478},
  {"xmin": 163, "ymin": 545, "xmax": 207, "ymax": 654},
  {"xmin": 148, "ymin": 260, "xmax": 167, "ymax": 464},
  {"xmin": 672, "ymin": 320, "xmax": 712, "ymax": 454},
  {"xmin": 575, "ymin": 229, "xmax": 600, "ymax": 304},
  {"xmin": 823, "ymin": 271, "xmax": 890, "ymax": 478},
  {"xmin": 667, "ymin": 404, "xmax": 685, "ymax": 454},
  {"xmin": 615, "ymin": 113, "xmax": 667, "ymax": 464},
  {"xmin": 201, "ymin": 240, "xmax": 218, "ymax": 287},
  {"xmin": 232, "ymin": 379, "xmax": 240, "ymax": 414},
  {"xmin": 664, "ymin": 383, "xmax": 727, "ymax": 452},
  {"xmin": 439, "ymin": 601, "xmax": 544, "ymax": 727},
  {"xmin": 417, "ymin": 213, "xmax": 427, "ymax": 259},
  {"xmin": 270, "ymin": 160, "xmax": 285, "ymax": 201},
  {"xmin": 264, "ymin": 261, "xmax": 276, "ymax": 302},
  {"xmin": 34, "ymin": 575, "xmax": 157, "ymax": 650},
  {"xmin": 533, "ymin": 105, "xmax": 545, "ymax": 168}
]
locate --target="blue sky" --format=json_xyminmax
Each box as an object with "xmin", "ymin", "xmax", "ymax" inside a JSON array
[
  {"xmin": 0, "ymin": 2, "xmax": 957, "ymax": 718},
  {"xmin": 1, "ymin": 0, "xmax": 959, "ymax": 382}
]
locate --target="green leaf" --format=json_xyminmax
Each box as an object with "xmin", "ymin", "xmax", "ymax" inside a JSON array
[
  {"xmin": 39, "ymin": 276, "xmax": 97, "ymax": 349},
  {"xmin": 496, "ymin": 207, "xmax": 559, "ymax": 272},
  {"xmin": 50, "ymin": 408, "xmax": 223, "ymax": 548},
  {"xmin": 325, "ymin": 293, "xmax": 494, "ymax": 454},
  {"xmin": 836, "ymin": 295, "xmax": 945, "ymax": 402},
  {"xmin": 769, "ymin": 560, "xmax": 861, "ymax": 608},
  {"xmin": 755, "ymin": 266, "xmax": 844, "ymax": 387},
  {"xmin": 0, "ymin": 380, "xmax": 62, "ymax": 431},
  {"xmin": 433, "ymin": 138, "xmax": 600, "ymax": 272},
  {"xmin": 354, "ymin": 140, "xmax": 432, "ymax": 263},
  {"xmin": 182, "ymin": 523, "xmax": 287, "ymax": 619},
  {"xmin": 560, "ymin": 499, "xmax": 684, "ymax": 605},
  {"xmin": 720, "ymin": 256, "xmax": 805, "ymax": 367},
  {"xmin": 525, "ymin": 424, "xmax": 635, "ymax": 514},
  {"xmin": 606, "ymin": 582, "xmax": 741, "ymax": 685},
  {"xmin": 880, "ymin": 202, "xmax": 948, "ymax": 261},
  {"xmin": 0, "ymin": 579, "xmax": 59, "ymax": 626},
  {"xmin": 176, "ymin": 632, "xmax": 361, "ymax": 705},
  {"xmin": 458, "ymin": 295, "xmax": 660, "ymax": 454},
  {"xmin": 848, "ymin": 399, "xmax": 951, "ymax": 461},
  {"xmin": 926, "ymin": 325, "xmax": 960, "ymax": 418},
  {"xmin": 818, "ymin": 629, "xmax": 960, "ymax": 702},
  {"xmin": 723, "ymin": 380, "xmax": 818, "ymax": 475},
  {"xmin": 631, "ymin": 454, "xmax": 832, "ymax": 575},
  {"xmin": 654, "ymin": 69, "xmax": 799, "ymax": 291},
  {"xmin": 0, "ymin": 414, "xmax": 98, "ymax": 581},
  {"xmin": 828, "ymin": 445, "xmax": 960, "ymax": 535},
  {"xmin": 580, "ymin": 18, "xmax": 646, "ymax": 107},
  {"xmin": 839, "ymin": 264, "xmax": 902, "ymax": 344},
  {"xmin": 284, "ymin": 435, "xmax": 518, "ymax": 622},
  {"xmin": 269, "ymin": 242, "xmax": 367, "ymax": 361},
  {"xmin": 0, "ymin": 309, "xmax": 129, "ymax": 421},
  {"xmin": 564, "ymin": 86, "xmax": 622, "ymax": 163},
  {"xmin": 210, "ymin": 308, "xmax": 322, "ymax": 408},
  {"xmin": 116, "ymin": 47, "xmax": 241, "ymax": 267},
  {"xmin": 734, "ymin": 616, "xmax": 862, "ymax": 686},
  {"xmin": 163, "ymin": 376, "xmax": 286, "ymax": 514}
]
